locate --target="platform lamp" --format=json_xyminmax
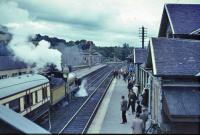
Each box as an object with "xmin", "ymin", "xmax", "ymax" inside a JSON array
[{"xmin": 63, "ymin": 65, "xmax": 69, "ymax": 102}]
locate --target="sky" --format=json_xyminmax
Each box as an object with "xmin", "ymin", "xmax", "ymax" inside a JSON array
[{"xmin": 0, "ymin": 0, "xmax": 200, "ymax": 47}]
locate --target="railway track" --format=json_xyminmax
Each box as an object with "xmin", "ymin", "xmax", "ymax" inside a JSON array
[
  {"xmin": 40, "ymin": 64, "xmax": 123, "ymax": 133},
  {"xmin": 58, "ymin": 71, "xmax": 113, "ymax": 134},
  {"xmin": 45, "ymin": 65, "xmax": 114, "ymax": 133},
  {"xmin": 85, "ymin": 66, "xmax": 111, "ymax": 90}
]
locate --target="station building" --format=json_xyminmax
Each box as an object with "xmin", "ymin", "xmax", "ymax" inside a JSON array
[{"xmin": 134, "ymin": 4, "xmax": 200, "ymax": 134}]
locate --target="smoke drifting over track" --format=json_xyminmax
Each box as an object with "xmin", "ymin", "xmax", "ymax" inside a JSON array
[{"xmin": 75, "ymin": 79, "xmax": 88, "ymax": 97}]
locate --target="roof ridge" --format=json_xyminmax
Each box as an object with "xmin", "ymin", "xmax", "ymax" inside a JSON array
[
  {"xmin": 165, "ymin": 3, "xmax": 200, "ymax": 6},
  {"xmin": 0, "ymin": 79, "xmax": 48, "ymax": 89},
  {"xmin": 151, "ymin": 37, "xmax": 200, "ymax": 43}
]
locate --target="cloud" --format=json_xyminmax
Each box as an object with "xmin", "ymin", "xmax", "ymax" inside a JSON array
[{"xmin": 1, "ymin": 0, "xmax": 200, "ymax": 47}]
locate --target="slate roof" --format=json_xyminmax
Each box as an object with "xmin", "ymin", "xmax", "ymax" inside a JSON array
[
  {"xmin": 0, "ymin": 74, "xmax": 49, "ymax": 99},
  {"xmin": 150, "ymin": 37, "xmax": 200, "ymax": 76},
  {"xmin": 0, "ymin": 56, "xmax": 27, "ymax": 71},
  {"xmin": 159, "ymin": 4, "xmax": 200, "ymax": 36},
  {"xmin": 0, "ymin": 105, "xmax": 50, "ymax": 134},
  {"xmin": 163, "ymin": 86, "xmax": 200, "ymax": 119},
  {"xmin": 133, "ymin": 48, "xmax": 147, "ymax": 64}
]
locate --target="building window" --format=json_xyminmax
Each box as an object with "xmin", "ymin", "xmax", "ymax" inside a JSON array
[
  {"xmin": 9, "ymin": 98, "xmax": 20, "ymax": 113},
  {"xmin": 0, "ymin": 75, "xmax": 7, "ymax": 79},
  {"xmin": 21, "ymin": 72, "xmax": 26, "ymax": 75},
  {"xmin": 35, "ymin": 91, "xmax": 38, "ymax": 103},
  {"xmin": 24, "ymin": 93, "xmax": 33, "ymax": 108},
  {"xmin": 42, "ymin": 87, "xmax": 48, "ymax": 99},
  {"xmin": 12, "ymin": 73, "xmax": 18, "ymax": 77}
]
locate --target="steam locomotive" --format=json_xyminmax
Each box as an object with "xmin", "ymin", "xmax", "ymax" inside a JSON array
[{"xmin": 43, "ymin": 67, "xmax": 81, "ymax": 106}]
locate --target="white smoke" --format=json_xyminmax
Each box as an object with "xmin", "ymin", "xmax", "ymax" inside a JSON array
[
  {"xmin": 0, "ymin": 1, "xmax": 62, "ymax": 70},
  {"xmin": 75, "ymin": 79, "xmax": 88, "ymax": 97},
  {"xmin": 9, "ymin": 38, "xmax": 62, "ymax": 70}
]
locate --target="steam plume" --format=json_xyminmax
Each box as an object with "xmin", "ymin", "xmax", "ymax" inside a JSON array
[
  {"xmin": 0, "ymin": 1, "xmax": 62, "ymax": 70},
  {"xmin": 75, "ymin": 79, "xmax": 88, "ymax": 97}
]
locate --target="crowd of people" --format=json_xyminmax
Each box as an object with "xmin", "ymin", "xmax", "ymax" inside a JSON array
[{"xmin": 117, "ymin": 68, "xmax": 149, "ymax": 134}]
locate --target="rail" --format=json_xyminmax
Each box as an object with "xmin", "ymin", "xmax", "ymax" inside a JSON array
[
  {"xmin": 58, "ymin": 71, "xmax": 113, "ymax": 134},
  {"xmin": 82, "ymin": 73, "xmax": 114, "ymax": 133}
]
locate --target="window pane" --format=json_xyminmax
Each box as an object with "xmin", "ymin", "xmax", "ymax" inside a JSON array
[
  {"xmin": 9, "ymin": 98, "xmax": 20, "ymax": 113},
  {"xmin": 24, "ymin": 93, "xmax": 33, "ymax": 108},
  {"xmin": 42, "ymin": 87, "xmax": 48, "ymax": 99},
  {"xmin": 35, "ymin": 91, "xmax": 38, "ymax": 103}
]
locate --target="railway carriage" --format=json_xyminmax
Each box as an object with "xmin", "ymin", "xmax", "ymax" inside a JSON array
[
  {"xmin": 0, "ymin": 67, "xmax": 81, "ymax": 131},
  {"xmin": 0, "ymin": 74, "xmax": 50, "ymax": 123}
]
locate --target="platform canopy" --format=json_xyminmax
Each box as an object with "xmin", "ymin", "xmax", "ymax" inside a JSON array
[{"xmin": 0, "ymin": 105, "xmax": 50, "ymax": 134}]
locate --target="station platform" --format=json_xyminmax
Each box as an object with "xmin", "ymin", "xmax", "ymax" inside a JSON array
[
  {"xmin": 87, "ymin": 78, "xmax": 133, "ymax": 134},
  {"xmin": 74, "ymin": 64, "xmax": 107, "ymax": 79}
]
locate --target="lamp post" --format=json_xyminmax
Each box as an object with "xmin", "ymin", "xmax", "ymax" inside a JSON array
[{"xmin": 63, "ymin": 65, "xmax": 69, "ymax": 103}]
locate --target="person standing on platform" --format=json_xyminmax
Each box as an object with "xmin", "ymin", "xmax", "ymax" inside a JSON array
[
  {"xmin": 127, "ymin": 79, "xmax": 134, "ymax": 92},
  {"xmin": 117, "ymin": 69, "xmax": 121, "ymax": 79},
  {"xmin": 120, "ymin": 95, "xmax": 128, "ymax": 124},
  {"xmin": 127, "ymin": 90, "xmax": 137, "ymax": 114},
  {"xmin": 140, "ymin": 108, "xmax": 148, "ymax": 133},
  {"xmin": 141, "ymin": 88, "xmax": 149, "ymax": 108},
  {"xmin": 131, "ymin": 113, "xmax": 143, "ymax": 134},
  {"xmin": 133, "ymin": 84, "xmax": 139, "ymax": 98},
  {"xmin": 127, "ymin": 73, "xmax": 132, "ymax": 83},
  {"xmin": 123, "ymin": 71, "xmax": 127, "ymax": 81},
  {"xmin": 136, "ymin": 100, "xmax": 142, "ymax": 116}
]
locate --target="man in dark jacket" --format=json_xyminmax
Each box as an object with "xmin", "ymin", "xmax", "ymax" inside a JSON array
[
  {"xmin": 120, "ymin": 95, "xmax": 128, "ymax": 124},
  {"xmin": 127, "ymin": 79, "xmax": 134, "ymax": 92},
  {"xmin": 127, "ymin": 90, "xmax": 137, "ymax": 114},
  {"xmin": 141, "ymin": 88, "xmax": 149, "ymax": 107},
  {"xmin": 140, "ymin": 108, "xmax": 148, "ymax": 133}
]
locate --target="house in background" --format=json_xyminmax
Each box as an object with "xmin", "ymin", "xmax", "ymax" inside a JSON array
[
  {"xmin": 0, "ymin": 56, "xmax": 30, "ymax": 79},
  {"xmin": 0, "ymin": 26, "xmax": 33, "ymax": 79}
]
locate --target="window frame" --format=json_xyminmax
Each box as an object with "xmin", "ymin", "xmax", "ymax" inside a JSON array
[
  {"xmin": 9, "ymin": 98, "xmax": 20, "ymax": 113},
  {"xmin": 24, "ymin": 93, "xmax": 33, "ymax": 109}
]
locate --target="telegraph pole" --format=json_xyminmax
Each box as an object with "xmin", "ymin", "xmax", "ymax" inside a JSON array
[{"xmin": 139, "ymin": 26, "xmax": 147, "ymax": 48}]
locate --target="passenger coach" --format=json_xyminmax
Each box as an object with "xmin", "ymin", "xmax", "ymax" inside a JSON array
[{"xmin": 0, "ymin": 74, "xmax": 50, "ymax": 123}]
